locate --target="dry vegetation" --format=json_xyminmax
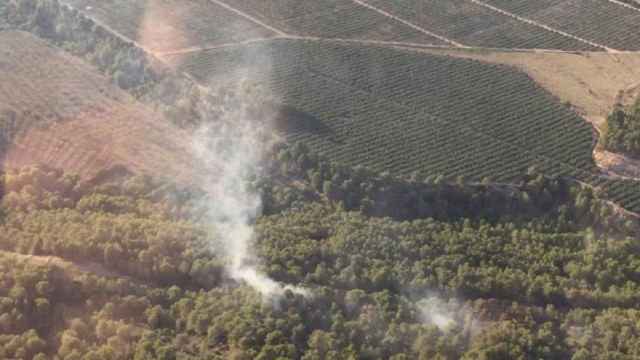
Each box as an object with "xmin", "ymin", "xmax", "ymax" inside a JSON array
[{"xmin": 0, "ymin": 31, "xmax": 198, "ymax": 184}]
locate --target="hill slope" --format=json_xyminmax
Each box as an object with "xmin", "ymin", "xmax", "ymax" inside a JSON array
[
  {"xmin": 0, "ymin": 31, "xmax": 197, "ymax": 183},
  {"xmin": 166, "ymin": 39, "xmax": 596, "ymax": 182}
]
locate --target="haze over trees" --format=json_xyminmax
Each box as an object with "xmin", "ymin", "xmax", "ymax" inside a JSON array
[
  {"xmin": 0, "ymin": 150, "xmax": 637, "ymax": 359},
  {"xmin": 2, "ymin": 0, "xmax": 640, "ymax": 358}
]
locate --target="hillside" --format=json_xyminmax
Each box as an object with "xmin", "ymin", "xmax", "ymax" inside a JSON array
[
  {"xmin": 7, "ymin": 0, "xmax": 640, "ymax": 214},
  {"xmin": 3, "ymin": 1, "xmax": 640, "ymax": 359},
  {"xmin": 59, "ymin": 0, "xmax": 278, "ymax": 54},
  {"xmin": 163, "ymin": 39, "xmax": 640, "ymax": 213},
  {"xmin": 363, "ymin": 0, "xmax": 598, "ymax": 51},
  {"xmin": 54, "ymin": 0, "xmax": 640, "ymax": 52},
  {"xmin": 165, "ymin": 39, "xmax": 596, "ymax": 182},
  {"xmin": 416, "ymin": 48, "xmax": 640, "ymax": 179},
  {"xmin": 219, "ymin": 0, "xmax": 640, "ymax": 51},
  {"xmin": 60, "ymin": 0, "xmax": 450, "ymax": 49},
  {"xmin": 481, "ymin": 0, "xmax": 640, "ymax": 51},
  {"xmin": 0, "ymin": 31, "xmax": 197, "ymax": 183}
]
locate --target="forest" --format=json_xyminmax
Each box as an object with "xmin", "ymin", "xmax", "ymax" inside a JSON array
[{"xmin": 0, "ymin": 144, "xmax": 639, "ymax": 359}]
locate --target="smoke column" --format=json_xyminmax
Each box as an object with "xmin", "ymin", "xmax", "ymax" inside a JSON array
[
  {"xmin": 192, "ymin": 77, "xmax": 307, "ymax": 300},
  {"xmin": 417, "ymin": 296, "xmax": 457, "ymax": 331}
]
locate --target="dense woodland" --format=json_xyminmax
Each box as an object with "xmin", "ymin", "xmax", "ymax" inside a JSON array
[
  {"xmin": 604, "ymin": 99, "xmax": 640, "ymax": 159},
  {"xmin": 0, "ymin": 149, "xmax": 639, "ymax": 359}
]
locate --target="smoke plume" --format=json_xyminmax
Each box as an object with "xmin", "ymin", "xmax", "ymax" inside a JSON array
[
  {"xmin": 417, "ymin": 296, "xmax": 456, "ymax": 330},
  {"xmin": 192, "ymin": 76, "xmax": 307, "ymax": 301}
]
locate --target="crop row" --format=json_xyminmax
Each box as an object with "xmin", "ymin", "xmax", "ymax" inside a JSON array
[
  {"xmin": 484, "ymin": 0, "xmax": 640, "ymax": 51},
  {"xmin": 169, "ymin": 39, "xmax": 640, "ymax": 212},
  {"xmin": 221, "ymin": 0, "xmax": 447, "ymax": 45},
  {"xmin": 300, "ymin": 43, "xmax": 594, "ymax": 163},
  {"xmin": 0, "ymin": 1, "xmax": 7, "ymax": 29},
  {"xmin": 171, "ymin": 40, "xmax": 592, "ymax": 177},
  {"xmin": 60, "ymin": 0, "xmax": 275, "ymax": 52},
  {"xmin": 361, "ymin": 0, "xmax": 596, "ymax": 51}
]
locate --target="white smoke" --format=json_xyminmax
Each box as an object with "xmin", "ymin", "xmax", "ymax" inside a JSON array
[
  {"xmin": 416, "ymin": 296, "xmax": 459, "ymax": 331},
  {"xmin": 191, "ymin": 77, "xmax": 307, "ymax": 301}
]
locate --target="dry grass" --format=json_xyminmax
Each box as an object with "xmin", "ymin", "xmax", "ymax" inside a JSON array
[{"xmin": 0, "ymin": 31, "xmax": 199, "ymax": 185}]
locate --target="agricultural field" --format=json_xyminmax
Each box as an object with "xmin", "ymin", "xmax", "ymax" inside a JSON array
[
  {"xmin": 220, "ymin": 0, "xmax": 448, "ymax": 45},
  {"xmin": 0, "ymin": 31, "xmax": 197, "ymax": 183},
  {"xmin": 57, "ymin": 0, "xmax": 640, "ymax": 52},
  {"xmin": 8, "ymin": 0, "xmax": 640, "ymax": 213},
  {"xmin": 5, "ymin": 1, "xmax": 640, "ymax": 359},
  {"xmin": 364, "ymin": 0, "xmax": 598, "ymax": 50},
  {"xmin": 483, "ymin": 0, "xmax": 640, "ymax": 51},
  {"xmin": 59, "ymin": 0, "xmax": 278, "ymax": 53},
  {"xmin": 166, "ymin": 40, "xmax": 596, "ymax": 180},
  {"xmin": 0, "ymin": 1, "xmax": 7, "ymax": 30},
  {"xmin": 416, "ymin": 50, "xmax": 640, "ymax": 128},
  {"xmin": 415, "ymin": 48, "xmax": 640, "ymax": 206},
  {"xmin": 165, "ymin": 39, "xmax": 640, "ymax": 212}
]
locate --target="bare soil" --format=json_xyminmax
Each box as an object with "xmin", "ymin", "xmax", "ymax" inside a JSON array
[{"xmin": 0, "ymin": 31, "xmax": 199, "ymax": 185}]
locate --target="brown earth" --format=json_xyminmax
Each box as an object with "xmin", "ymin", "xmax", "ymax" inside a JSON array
[{"xmin": 0, "ymin": 31, "xmax": 200, "ymax": 185}]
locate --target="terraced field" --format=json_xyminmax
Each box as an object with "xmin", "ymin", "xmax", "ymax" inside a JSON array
[
  {"xmin": 59, "ymin": 0, "xmax": 277, "ymax": 53},
  {"xmin": 483, "ymin": 0, "xmax": 640, "ymax": 51},
  {"xmin": 364, "ymin": 0, "xmax": 598, "ymax": 51}
]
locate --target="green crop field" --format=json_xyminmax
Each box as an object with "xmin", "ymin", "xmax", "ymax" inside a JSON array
[
  {"xmin": 164, "ymin": 39, "xmax": 640, "ymax": 212},
  {"xmin": 0, "ymin": 1, "xmax": 7, "ymax": 30},
  {"xmin": 59, "ymin": 0, "xmax": 640, "ymax": 52},
  {"xmin": 364, "ymin": 0, "xmax": 598, "ymax": 51},
  {"xmin": 59, "ymin": 0, "xmax": 277, "ymax": 52},
  {"xmin": 167, "ymin": 41, "xmax": 594, "ymax": 178},
  {"xmin": 483, "ymin": 0, "xmax": 640, "ymax": 51},
  {"xmin": 224, "ymin": 0, "xmax": 448, "ymax": 45}
]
